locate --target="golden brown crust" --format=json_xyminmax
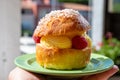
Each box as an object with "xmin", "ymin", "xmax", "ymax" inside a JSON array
[
  {"xmin": 33, "ymin": 9, "xmax": 91, "ymax": 37},
  {"xmin": 36, "ymin": 44, "xmax": 91, "ymax": 69}
]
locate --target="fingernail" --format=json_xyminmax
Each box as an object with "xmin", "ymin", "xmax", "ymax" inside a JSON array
[{"xmin": 113, "ymin": 65, "xmax": 119, "ymax": 73}]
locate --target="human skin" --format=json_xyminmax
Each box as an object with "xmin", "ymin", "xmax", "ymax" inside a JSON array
[{"xmin": 8, "ymin": 65, "xmax": 119, "ymax": 80}]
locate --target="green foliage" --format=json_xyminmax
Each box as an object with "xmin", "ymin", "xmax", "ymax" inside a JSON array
[
  {"xmin": 113, "ymin": 3, "xmax": 120, "ymax": 13},
  {"xmin": 93, "ymin": 38, "xmax": 120, "ymax": 69},
  {"xmin": 59, "ymin": 0, "xmax": 88, "ymax": 5},
  {"xmin": 22, "ymin": 29, "xmax": 33, "ymax": 36}
]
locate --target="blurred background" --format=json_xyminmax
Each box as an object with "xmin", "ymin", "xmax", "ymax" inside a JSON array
[{"xmin": 0, "ymin": 0, "xmax": 120, "ymax": 80}]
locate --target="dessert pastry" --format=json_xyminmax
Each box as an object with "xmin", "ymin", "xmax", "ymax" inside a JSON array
[{"xmin": 33, "ymin": 9, "xmax": 92, "ymax": 70}]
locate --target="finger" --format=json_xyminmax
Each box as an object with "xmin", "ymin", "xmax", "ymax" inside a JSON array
[
  {"xmin": 81, "ymin": 65, "xmax": 119, "ymax": 80},
  {"xmin": 91, "ymin": 65, "xmax": 119, "ymax": 80}
]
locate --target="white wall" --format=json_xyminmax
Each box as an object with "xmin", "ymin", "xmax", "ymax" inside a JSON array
[
  {"xmin": 0, "ymin": 0, "xmax": 21, "ymax": 80},
  {"xmin": 91, "ymin": 0, "xmax": 105, "ymax": 47}
]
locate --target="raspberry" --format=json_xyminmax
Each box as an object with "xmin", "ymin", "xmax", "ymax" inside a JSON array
[
  {"xmin": 32, "ymin": 36, "xmax": 41, "ymax": 43},
  {"xmin": 72, "ymin": 36, "xmax": 88, "ymax": 49}
]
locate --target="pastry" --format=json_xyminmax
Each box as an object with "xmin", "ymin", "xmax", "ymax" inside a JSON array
[{"xmin": 33, "ymin": 9, "xmax": 92, "ymax": 70}]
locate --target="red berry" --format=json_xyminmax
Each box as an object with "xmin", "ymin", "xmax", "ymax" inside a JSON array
[
  {"xmin": 72, "ymin": 36, "xmax": 88, "ymax": 49},
  {"xmin": 32, "ymin": 36, "xmax": 41, "ymax": 43}
]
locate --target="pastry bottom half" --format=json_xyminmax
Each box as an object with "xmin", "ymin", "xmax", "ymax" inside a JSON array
[{"xmin": 36, "ymin": 44, "xmax": 91, "ymax": 70}]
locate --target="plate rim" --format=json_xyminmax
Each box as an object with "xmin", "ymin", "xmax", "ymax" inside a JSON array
[{"xmin": 14, "ymin": 53, "xmax": 114, "ymax": 77}]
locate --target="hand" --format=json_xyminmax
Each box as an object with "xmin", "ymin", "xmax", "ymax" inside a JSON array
[
  {"xmin": 80, "ymin": 65, "xmax": 119, "ymax": 80},
  {"xmin": 9, "ymin": 65, "xmax": 119, "ymax": 80},
  {"xmin": 8, "ymin": 67, "xmax": 46, "ymax": 80}
]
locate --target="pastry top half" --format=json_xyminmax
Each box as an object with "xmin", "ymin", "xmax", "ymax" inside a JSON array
[{"xmin": 33, "ymin": 9, "xmax": 91, "ymax": 37}]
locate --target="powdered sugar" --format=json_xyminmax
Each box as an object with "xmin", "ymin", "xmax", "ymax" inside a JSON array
[
  {"xmin": 37, "ymin": 9, "xmax": 90, "ymax": 30},
  {"xmin": 47, "ymin": 9, "xmax": 80, "ymax": 18},
  {"xmin": 38, "ymin": 9, "xmax": 80, "ymax": 25}
]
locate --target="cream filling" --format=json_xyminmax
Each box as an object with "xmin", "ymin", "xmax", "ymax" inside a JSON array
[
  {"xmin": 40, "ymin": 35, "xmax": 72, "ymax": 49},
  {"xmin": 40, "ymin": 34, "xmax": 92, "ymax": 49}
]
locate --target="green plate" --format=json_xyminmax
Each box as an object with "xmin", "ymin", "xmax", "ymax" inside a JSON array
[{"xmin": 14, "ymin": 53, "xmax": 114, "ymax": 78}]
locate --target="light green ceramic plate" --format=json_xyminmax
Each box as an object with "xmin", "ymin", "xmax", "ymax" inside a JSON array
[{"xmin": 14, "ymin": 53, "xmax": 114, "ymax": 78}]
